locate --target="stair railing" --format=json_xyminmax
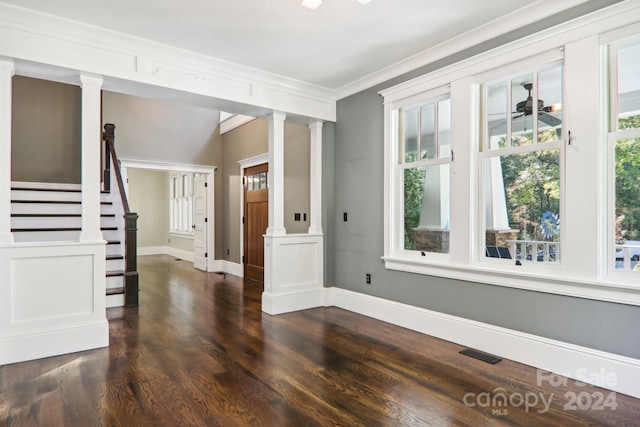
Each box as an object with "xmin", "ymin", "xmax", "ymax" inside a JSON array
[{"xmin": 103, "ymin": 123, "xmax": 139, "ymax": 307}]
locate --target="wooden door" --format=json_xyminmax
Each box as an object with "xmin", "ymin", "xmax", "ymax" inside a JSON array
[
  {"xmin": 193, "ymin": 174, "xmax": 207, "ymax": 271},
  {"xmin": 244, "ymin": 163, "xmax": 268, "ymax": 283}
]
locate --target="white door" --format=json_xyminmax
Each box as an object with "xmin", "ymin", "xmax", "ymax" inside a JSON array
[{"xmin": 193, "ymin": 174, "xmax": 208, "ymax": 271}]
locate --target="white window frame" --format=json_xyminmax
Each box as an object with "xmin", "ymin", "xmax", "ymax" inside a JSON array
[
  {"xmin": 604, "ymin": 32, "xmax": 640, "ymax": 284},
  {"xmin": 170, "ymin": 171, "xmax": 194, "ymax": 235},
  {"xmin": 477, "ymin": 61, "xmax": 565, "ymax": 272},
  {"xmin": 380, "ymin": 5, "xmax": 640, "ymax": 306},
  {"xmin": 392, "ymin": 86, "xmax": 452, "ymax": 260}
]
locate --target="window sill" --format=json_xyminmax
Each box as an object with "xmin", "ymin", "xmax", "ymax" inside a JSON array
[
  {"xmin": 382, "ymin": 255, "xmax": 640, "ymax": 306},
  {"xmin": 170, "ymin": 231, "xmax": 194, "ymax": 238}
]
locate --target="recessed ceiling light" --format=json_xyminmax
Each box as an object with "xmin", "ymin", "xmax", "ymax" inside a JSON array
[
  {"xmin": 302, "ymin": 0, "xmax": 322, "ymax": 10},
  {"xmin": 302, "ymin": 0, "xmax": 371, "ymax": 9}
]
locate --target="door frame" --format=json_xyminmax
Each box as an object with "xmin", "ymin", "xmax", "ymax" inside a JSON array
[
  {"xmin": 120, "ymin": 158, "xmax": 217, "ymax": 271},
  {"xmin": 193, "ymin": 173, "xmax": 208, "ymax": 271},
  {"xmin": 238, "ymin": 153, "xmax": 269, "ymax": 278}
]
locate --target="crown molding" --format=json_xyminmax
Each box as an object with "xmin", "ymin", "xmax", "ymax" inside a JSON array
[
  {"xmin": 0, "ymin": 2, "xmax": 336, "ymax": 121},
  {"xmin": 378, "ymin": 0, "xmax": 640, "ymax": 103},
  {"xmin": 335, "ymin": 0, "xmax": 621, "ymax": 100}
]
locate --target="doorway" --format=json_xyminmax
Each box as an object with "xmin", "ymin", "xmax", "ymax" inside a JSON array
[
  {"xmin": 243, "ymin": 163, "xmax": 268, "ymax": 282},
  {"xmin": 193, "ymin": 173, "xmax": 208, "ymax": 271},
  {"xmin": 120, "ymin": 160, "xmax": 216, "ymax": 271}
]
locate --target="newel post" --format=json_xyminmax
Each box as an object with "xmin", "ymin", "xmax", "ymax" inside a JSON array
[
  {"xmin": 103, "ymin": 123, "xmax": 113, "ymax": 192},
  {"xmin": 124, "ymin": 212, "xmax": 139, "ymax": 306}
]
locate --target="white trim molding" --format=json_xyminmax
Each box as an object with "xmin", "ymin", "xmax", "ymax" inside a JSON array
[
  {"xmin": 323, "ymin": 287, "xmax": 640, "ymax": 400},
  {"xmin": 220, "ymin": 115, "xmax": 256, "ymax": 135},
  {"xmin": 263, "ymin": 233, "xmax": 324, "ymax": 315},
  {"xmin": 166, "ymin": 246, "xmax": 195, "ymax": 263},
  {"xmin": 120, "ymin": 159, "xmax": 216, "ymax": 174},
  {"xmin": 0, "ymin": 3, "xmax": 335, "ymax": 121},
  {"xmin": 338, "ymin": 0, "xmax": 636, "ymax": 99},
  {"xmin": 0, "ymin": 241, "xmax": 109, "ymax": 365}
]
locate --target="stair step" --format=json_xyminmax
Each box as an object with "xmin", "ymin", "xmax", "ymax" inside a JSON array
[
  {"xmin": 11, "ymin": 213, "xmax": 118, "ymax": 217},
  {"xmin": 106, "ymin": 270, "xmax": 124, "ymax": 277},
  {"xmin": 106, "ymin": 287, "xmax": 125, "ymax": 295},
  {"xmin": 11, "ymin": 200, "xmax": 113, "ymax": 205},
  {"xmin": 106, "ymin": 255, "xmax": 124, "ymax": 260},
  {"xmin": 11, "ymin": 227, "xmax": 81, "ymax": 232},
  {"xmin": 11, "ymin": 213, "xmax": 82, "ymax": 217},
  {"xmin": 11, "ymin": 187, "xmax": 81, "ymax": 193}
]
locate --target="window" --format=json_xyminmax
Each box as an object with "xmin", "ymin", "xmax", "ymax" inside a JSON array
[
  {"xmin": 247, "ymin": 171, "xmax": 268, "ymax": 191},
  {"xmin": 480, "ymin": 64, "xmax": 563, "ymax": 265},
  {"xmin": 608, "ymin": 39, "xmax": 640, "ymax": 274},
  {"xmin": 380, "ymin": 9, "xmax": 640, "ymax": 304},
  {"xmin": 397, "ymin": 91, "xmax": 452, "ymax": 255},
  {"xmin": 170, "ymin": 172, "xmax": 194, "ymax": 234}
]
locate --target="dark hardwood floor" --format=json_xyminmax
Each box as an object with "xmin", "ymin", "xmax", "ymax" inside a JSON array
[{"xmin": 2, "ymin": 254, "xmax": 640, "ymax": 426}]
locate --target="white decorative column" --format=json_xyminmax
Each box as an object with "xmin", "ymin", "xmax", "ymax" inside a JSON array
[
  {"xmin": 79, "ymin": 74, "xmax": 104, "ymax": 242},
  {"xmin": 308, "ymin": 120, "xmax": 323, "ymax": 235},
  {"xmin": 0, "ymin": 59, "xmax": 14, "ymax": 244},
  {"xmin": 266, "ymin": 111, "xmax": 286, "ymax": 236},
  {"xmin": 262, "ymin": 114, "xmax": 325, "ymax": 316}
]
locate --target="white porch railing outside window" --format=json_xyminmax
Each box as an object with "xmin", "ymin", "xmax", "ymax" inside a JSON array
[
  {"xmin": 507, "ymin": 240, "xmax": 560, "ymax": 264},
  {"xmin": 615, "ymin": 244, "xmax": 640, "ymax": 271}
]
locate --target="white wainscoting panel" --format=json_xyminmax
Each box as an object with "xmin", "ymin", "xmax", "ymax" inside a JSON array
[
  {"xmin": 0, "ymin": 241, "xmax": 109, "ymax": 365},
  {"xmin": 12, "ymin": 254, "xmax": 94, "ymax": 322},
  {"xmin": 262, "ymin": 234, "xmax": 324, "ymax": 315}
]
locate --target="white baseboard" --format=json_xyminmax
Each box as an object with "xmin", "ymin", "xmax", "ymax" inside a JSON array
[
  {"xmin": 163, "ymin": 247, "xmax": 193, "ymax": 262},
  {"xmin": 0, "ymin": 320, "xmax": 109, "ymax": 366},
  {"xmin": 137, "ymin": 246, "xmax": 193, "ymax": 261},
  {"xmin": 137, "ymin": 245, "xmax": 194, "ymax": 262},
  {"xmin": 137, "ymin": 246, "xmax": 167, "ymax": 256},
  {"xmin": 138, "ymin": 248, "xmax": 243, "ymax": 277},
  {"xmin": 222, "ymin": 260, "xmax": 243, "ymax": 277},
  {"xmin": 326, "ymin": 287, "xmax": 640, "ymax": 399},
  {"xmin": 262, "ymin": 289, "xmax": 326, "ymax": 315}
]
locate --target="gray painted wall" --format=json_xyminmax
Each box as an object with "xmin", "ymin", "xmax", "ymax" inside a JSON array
[
  {"xmin": 330, "ymin": 0, "xmax": 640, "ymax": 359},
  {"xmin": 11, "ymin": 76, "xmax": 81, "ymax": 184},
  {"xmin": 128, "ymin": 169, "xmax": 170, "ymax": 248}
]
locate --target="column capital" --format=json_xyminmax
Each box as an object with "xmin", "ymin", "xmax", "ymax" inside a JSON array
[
  {"xmin": 0, "ymin": 58, "xmax": 15, "ymax": 75},
  {"xmin": 79, "ymin": 73, "xmax": 103, "ymax": 88},
  {"xmin": 309, "ymin": 119, "xmax": 323, "ymax": 130},
  {"xmin": 267, "ymin": 111, "xmax": 287, "ymax": 123}
]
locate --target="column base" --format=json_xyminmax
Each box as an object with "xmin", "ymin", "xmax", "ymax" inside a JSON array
[{"xmin": 262, "ymin": 289, "xmax": 327, "ymax": 315}]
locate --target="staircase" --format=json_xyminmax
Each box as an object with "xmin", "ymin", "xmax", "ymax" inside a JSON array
[{"xmin": 10, "ymin": 182, "xmax": 127, "ymax": 307}]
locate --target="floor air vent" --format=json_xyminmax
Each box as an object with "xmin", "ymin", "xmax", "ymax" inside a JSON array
[{"xmin": 459, "ymin": 348, "xmax": 502, "ymax": 364}]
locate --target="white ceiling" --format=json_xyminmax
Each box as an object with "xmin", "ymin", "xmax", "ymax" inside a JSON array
[{"xmin": 1, "ymin": 0, "xmax": 599, "ymax": 93}]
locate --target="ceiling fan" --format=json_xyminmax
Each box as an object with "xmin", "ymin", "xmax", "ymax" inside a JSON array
[{"xmin": 513, "ymin": 83, "xmax": 561, "ymax": 127}]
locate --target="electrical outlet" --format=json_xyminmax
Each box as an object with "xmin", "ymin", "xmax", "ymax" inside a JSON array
[{"xmin": 365, "ymin": 273, "xmax": 371, "ymax": 284}]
